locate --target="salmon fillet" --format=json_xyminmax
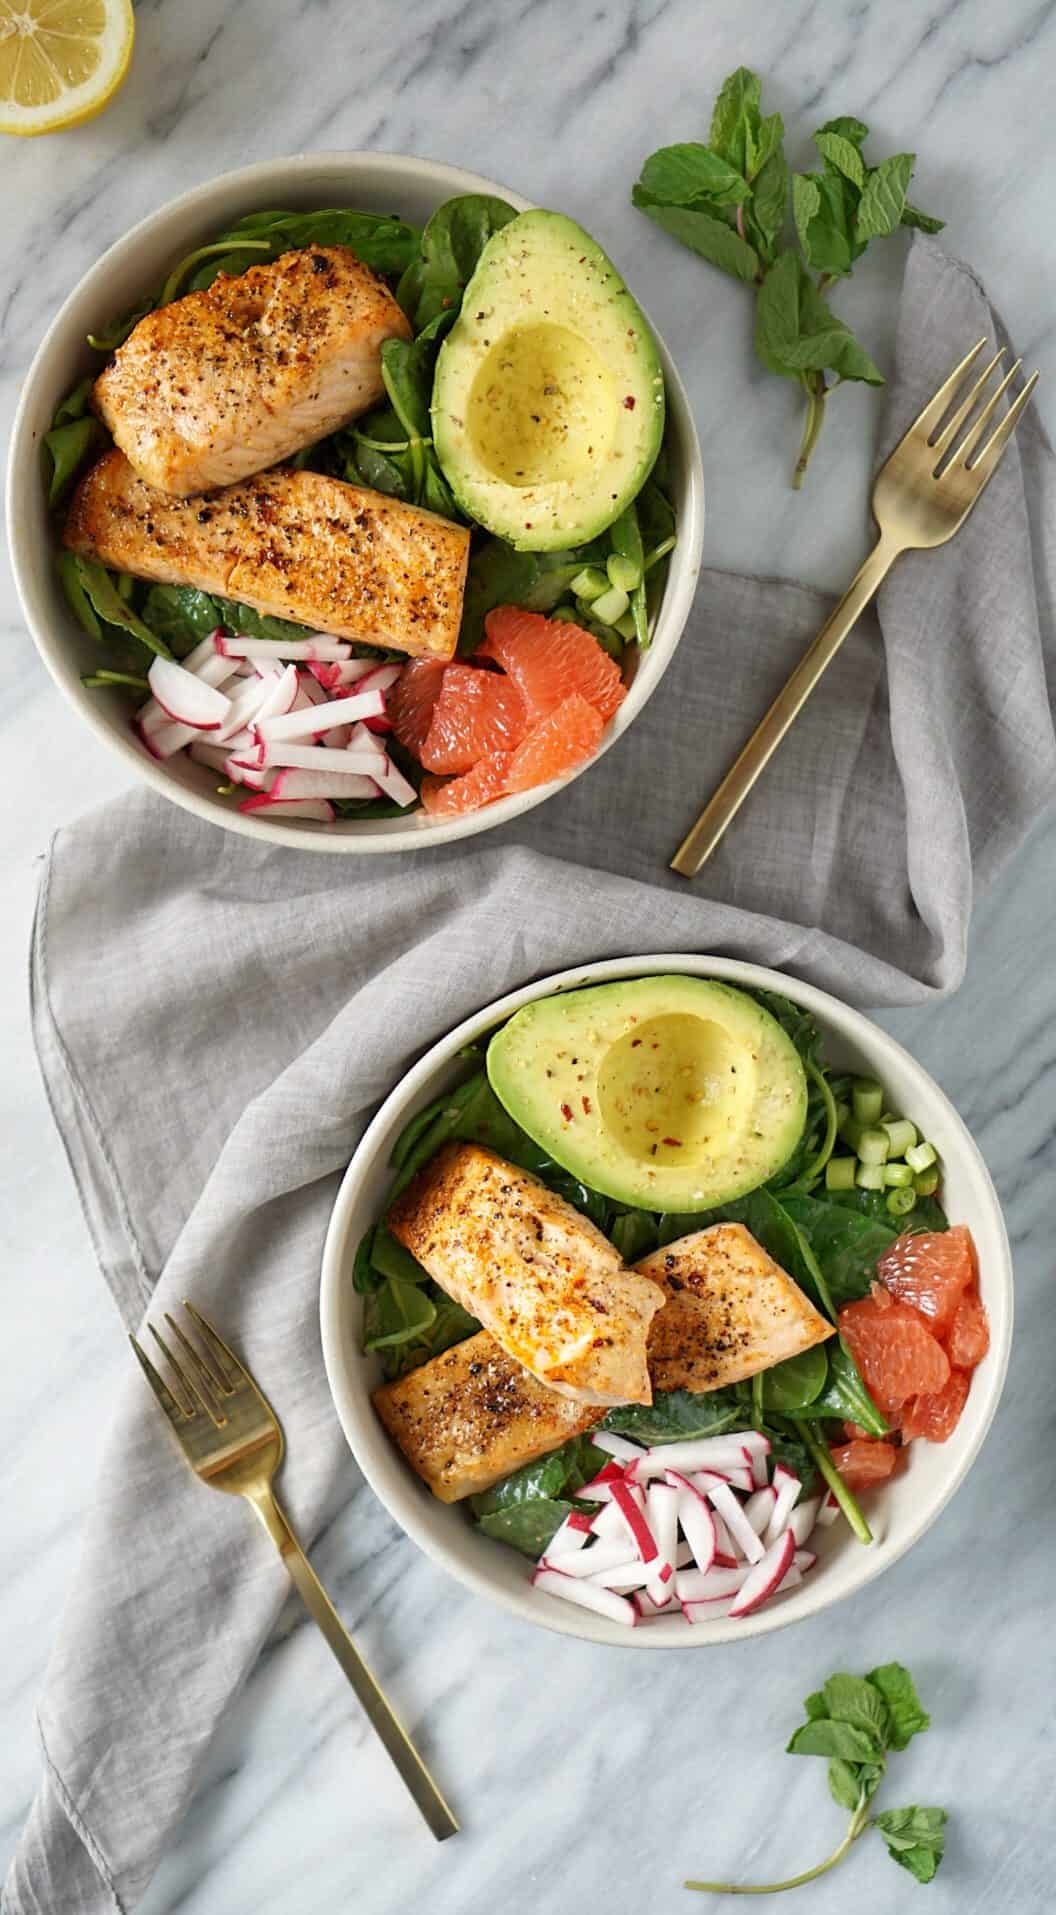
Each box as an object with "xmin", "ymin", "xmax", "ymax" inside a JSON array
[
  {"xmin": 372, "ymin": 1331, "xmax": 602, "ymax": 1504},
  {"xmin": 638, "ymin": 1224, "xmax": 834, "ymax": 1392},
  {"xmin": 374, "ymin": 1223, "xmax": 832, "ymax": 1502},
  {"xmin": 93, "ymin": 246, "xmax": 411, "ymax": 496},
  {"xmin": 64, "ymin": 451, "xmax": 469, "ymax": 660},
  {"xmin": 388, "ymin": 1143, "xmax": 665, "ymax": 1407}
]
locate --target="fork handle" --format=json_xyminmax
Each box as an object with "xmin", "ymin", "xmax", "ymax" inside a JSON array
[
  {"xmin": 247, "ymin": 1486, "xmax": 458, "ymax": 1841},
  {"xmin": 670, "ymin": 530, "xmax": 903, "ymax": 876}
]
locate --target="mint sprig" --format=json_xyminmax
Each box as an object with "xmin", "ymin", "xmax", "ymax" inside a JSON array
[
  {"xmin": 685, "ymin": 1662, "xmax": 947, "ymax": 1894},
  {"xmin": 632, "ymin": 68, "xmax": 944, "ymax": 486}
]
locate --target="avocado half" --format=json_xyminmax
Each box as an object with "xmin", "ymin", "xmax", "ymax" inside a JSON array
[
  {"xmin": 486, "ymin": 977, "xmax": 808, "ymax": 1213},
  {"xmin": 431, "ymin": 209, "xmax": 665, "ymax": 552}
]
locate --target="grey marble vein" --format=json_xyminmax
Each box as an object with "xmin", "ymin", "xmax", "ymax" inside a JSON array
[{"xmin": 1, "ymin": 2, "xmax": 1054, "ymax": 1911}]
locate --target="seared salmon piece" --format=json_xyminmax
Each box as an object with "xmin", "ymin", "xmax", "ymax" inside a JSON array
[
  {"xmin": 637, "ymin": 1224, "xmax": 834, "ymax": 1392},
  {"xmin": 372, "ymin": 1331, "xmax": 602, "ymax": 1504},
  {"xmin": 93, "ymin": 246, "xmax": 411, "ymax": 496},
  {"xmin": 64, "ymin": 451, "xmax": 469, "ymax": 660},
  {"xmin": 388, "ymin": 1143, "xmax": 665, "ymax": 1407}
]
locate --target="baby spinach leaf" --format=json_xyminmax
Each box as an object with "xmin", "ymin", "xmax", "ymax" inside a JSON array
[
  {"xmin": 475, "ymin": 1499, "xmax": 577, "ymax": 1558},
  {"xmin": 404, "ymin": 193, "xmax": 517, "ymax": 330},
  {"xmin": 58, "ymin": 555, "xmax": 172, "ymax": 659},
  {"xmin": 370, "ymin": 1226, "xmax": 430, "ymax": 1287},
  {"xmin": 632, "ymin": 189, "xmax": 760, "ymax": 283},
  {"xmin": 610, "ymin": 1209, "xmax": 660, "ymax": 1263},
  {"xmin": 44, "ymin": 415, "xmax": 106, "ymax": 507},
  {"xmin": 210, "ymin": 598, "xmax": 316, "ymax": 647},
  {"xmin": 460, "ymin": 540, "xmax": 591, "ymax": 652},
  {"xmin": 87, "ymin": 297, "xmax": 154, "ymax": 353},
  {"xmin": 637, "ymin": 143, "xmax": 750, "ymax": 207},
  {"xmin": 758, "ymin": 1343, "xmax": 829, "ymax": 1414},
  {"xmin": 363, "ymin": 1274, "xmax": 436, "ymax": 1350},
  {"xmin": 796, "ymin": 1339, "xmax": 888, "ymax": 1435},
  {"xmin": 472, "ymin": 1433, "xmax": 606, "ymax": 1518},
  {"xmin": 203, "ymin": 208, "xmax": 421, "ymax": 278},
  {"xmin": 602, "ymin": 1388, "xmax": 744, "ymax": 1445},
  {"xmin": 866, "ymin": 1664, "xmax": 931, "ymax": 1750},
  {"xmin": 856, "ymin": 153, "xmax": 915, "ymax": 241},
  {"xmin": 352, "ymin": 1227, "xmax": 383, "ymax": 1295},
  {"xmin": 139, "ymin": 585, "xmax": 223, "ymax": 657}
]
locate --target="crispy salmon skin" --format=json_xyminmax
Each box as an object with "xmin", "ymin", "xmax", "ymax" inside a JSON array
[
  {"xmin": 64, "ymin": 450, "xmax": 469, "ymax": 660},
  {"xmin": 388, "ymin": 1143, "xmax": 665, "ymax": 1406},
  {"xmin": 93, "ymin": 246, "xmax": 411, "ymax": 496},
  {"xmin": 372, "ymin": 1331, "xmax": 601, "ymax": 1504}
]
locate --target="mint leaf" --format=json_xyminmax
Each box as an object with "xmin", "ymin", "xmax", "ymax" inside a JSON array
[
  {"xmin": 638, "ymin": 143, "xmax": 749, "ymax": 206},
  {"xmin": 822, "ymin": 1674, "xmax": 894, "ymax": 1747},
  {"xmin": 827, "ymin": 1759, "xmax": 865, "ymax": 1810},
  {"xmin": 804, "ymin": 1690, "xmax": 828, "ymax": 1720},
  {"xmin": 856, "ymin": 152, "xmax": 915, "ymax": 240},
  {"xmin": 752, "ymin": 111, "xmax": 785, "ymax": 177},
  {"xmin": 793, "ymin": 170, "xmax": 864, "ymax": 277},
  {"xmin": 709, "ymin": 65, "xmax": 761, "ymax": 173},
  {"xmin": 901, "ymin": 201, "xmax": 945, "ymax": 234},
  {"xmin": 787, "ymin": 1719, "xmax": 884, "ymax": 1764},
  {"xmin": 633, "ymin": 188, "xmax": 760, "ymax": 282},
  {"xmin": 874, "ymin": 1806, "xmax": 947, "ymax": 1883},
  {"xmin": 755, "ymin": 252, "xmax": 882, "ymax": 386},
  {"xmin": 866, "ymin": 1664, "xmax": 931, "ymax": 1750},
  {"xmin": 816, "ymin": 114, "xmax": 869, "ymax": 147},
  {"xmin": 815, "ymin": 130, "xmax": 866, "ymax": 189}
]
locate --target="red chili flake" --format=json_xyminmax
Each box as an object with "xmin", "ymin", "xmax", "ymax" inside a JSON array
[
  {"xmin": 581, "ymin": 1095, "xmax": 592, "ymax": 1114},
  {"xmin": 623, "ymin": 395, "xmax": 636, "ymax": 410},
  {"xmin": 560, "ymin": 1103, "xmax": 573, "ymax": 1122},
  {"xmin": 662, "ymin": 1137, "xmax": 683, "ymax": 1148}
]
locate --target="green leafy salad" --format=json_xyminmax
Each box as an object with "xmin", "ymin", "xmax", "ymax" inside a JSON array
[
  {"xmin": 358, "ymin": 981, "xmax": 948, "ymax": 1558},
  {"xmin": 45, "ymin": 196, "xmax": 678, "ymax": 820}
]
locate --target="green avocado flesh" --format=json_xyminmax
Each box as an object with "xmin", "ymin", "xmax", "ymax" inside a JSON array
[
  {"xmin": 431, "ymin": 209, "xmax": 665, "ymax": 551},
  {"xmin": 486, "ymin": 977, "xmax": 808, "ymax": 1212}
]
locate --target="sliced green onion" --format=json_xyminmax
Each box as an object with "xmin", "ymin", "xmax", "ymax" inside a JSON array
[
  {"xmin": 613, "ymin": 610, "xmax": 637, "ymax": 641},
  {"xmin": 570, "ymin": 566, "xmax": 609, "ymax": 604},
  {"xmin": 825, "ymin": 1156, "xmax": 857, "ymax": 1192},
  {"xmin": 591, "ymin": 585, "xmax": 631, "ymax": 626},
  {"xmin": 851, "ymin": 1078, "xmax": 884, "ymax": 1126},
  {"xmin": 838, "ymin": 1111, "xmax": 863, "ymax": 1152},
  {"xmin": 905, "ymin": 1139, "xmax": 937, "ymax": 1173},
  {"xmin": 834, "ymin": 1099, "xmax": 850, "ymax": 1131},
  {"xmin": 887, "ymin": 1186, "xmax": 918, "ymax": 1217},
  {"xmin": 643, "ymin": 534, "xmax": 677, "ymax": 573},
  {"xmin": 856, "ymin": 1161, "xmax": 886, "ymax": 1191},
  {"xmin": 607, "ymin": 552, "xmax": 641, "ymax": 593},
  {"xmin": 856, "ymin": 1127, "xmax": 890, "ymax": 1166},
  {"xmin": 913, "ymin": 1165, "xmax": 940, "ymax": 1197},
  {"xmin": 883, "ymin": 1160, "xmax": 914, "ymax": 1187},
  {"xmin": 792, "ymin": 1418, "xmax": 872, "ymax": 1545},
  {"xmin": 882, "ymin": 1117, "xmax": 918, "ymax": 1157},
  {"xmin": 550, "ymin": 604, "xmax": 580, "ymax": 623}
]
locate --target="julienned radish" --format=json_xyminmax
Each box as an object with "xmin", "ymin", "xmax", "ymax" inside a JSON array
[
  {"xmin": 132, "ymin": 628, "xmax": 417, "ymax": 821},
  {"xmin": 535, "ymin": 1428, "xmax": 823, "ymax": 1626}
]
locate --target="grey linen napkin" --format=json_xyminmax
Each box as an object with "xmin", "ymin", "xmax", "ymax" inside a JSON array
[{"xmin": 4, "ymin": 235, "xmax": 1055, "ymax": 1915}]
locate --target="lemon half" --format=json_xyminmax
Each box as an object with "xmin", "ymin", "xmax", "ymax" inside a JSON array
[{"xmin": 0, "ymin": 0, "xmax": 134, "ymax": 136}]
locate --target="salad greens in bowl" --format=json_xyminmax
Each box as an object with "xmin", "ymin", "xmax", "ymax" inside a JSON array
[
  {"xmin": 8, "ymin": 153, "xmax": 703, "ymax": 852},
  {"xmin": 320, "ymin": 955, "xmax": 1012, "ymax": 1646}
]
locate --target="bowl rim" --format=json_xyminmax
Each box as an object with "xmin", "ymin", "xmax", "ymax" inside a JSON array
[
  {"xmin": 320, "ymin": 952, "xmax": 1013, "ymax": 1648},
  {"xmin": 7, "ymin": 149, "xmax": 704, "ymax": 855}
]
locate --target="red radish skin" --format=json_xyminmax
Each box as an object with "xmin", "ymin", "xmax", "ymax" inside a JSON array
[
  {"xmin": 728, "ymin": 1530, "xmax": 796, "ymax": 1619},
  {"xmin": 610, "ymin": 1481, "xmax": 660, "ymax": 1564}
]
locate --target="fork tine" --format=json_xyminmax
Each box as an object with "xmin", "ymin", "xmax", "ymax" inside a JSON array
[
  {"xmin": 130, "ymin": 1333, "xmax": 191, "ymax": 1425},
  {"xmin": 947, "ymin": 358, "xmax": 1023, "ymax": 469},
  {"xmin": 906, "ymin": 337, "xmax": 987, "ymax": 441},
  {"xmin": 182, "ymin": 1300, "xmax": 247, "ymax": 1392},
  {"xmin": 962, "ymin": 372, "xmax": 1039, "ymax": 483},
  {"xmin": 164, "ymin": 1311, "xmax": 230, "ymax": 1416},
  {"xmin": 149, "ymin": 1322, "xmax": 224, "ymax": 1427},
  {"xmin": 929, "ymin": 349, "xmax": 1005, "ymax": 455}
]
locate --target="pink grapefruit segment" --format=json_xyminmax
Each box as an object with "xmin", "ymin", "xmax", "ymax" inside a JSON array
[
  {"xmin": 480, "ymin": 607, "xmax": 626, "ymax": 724},
  {"xmin": 420, "ymin": 664, "xmax": 527, "ymax": 774},
  {"xmin": 503, "ymin": 694, "xmax": 605, "ymax": 793}
]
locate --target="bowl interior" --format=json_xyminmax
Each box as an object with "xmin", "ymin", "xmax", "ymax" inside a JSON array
[
  {"xmin": 320, "ymin": 955, "xmax": 1012, "ymax": 1647},
  {"xmin": 9, "ymin": 153, "xmax": 704, "ymax": 854}
]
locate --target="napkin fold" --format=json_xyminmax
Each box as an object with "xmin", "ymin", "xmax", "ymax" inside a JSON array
[{"xmin": 4, "ymin": 234, "xmax": 1055, "ymax": 1915}]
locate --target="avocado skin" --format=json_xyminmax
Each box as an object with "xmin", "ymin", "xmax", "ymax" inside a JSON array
[
  {"xmin": 486, "ymin": 976, "xmax": 808, "ymax": 1213},
  {"xmin": 431, "ymin": 209, "xmax": 665, "ymax": 551}
]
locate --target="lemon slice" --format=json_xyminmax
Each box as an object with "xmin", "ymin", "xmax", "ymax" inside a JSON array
[{"xmin": 0, "ymin": 0, "xmax": 134, "ymax": 136}]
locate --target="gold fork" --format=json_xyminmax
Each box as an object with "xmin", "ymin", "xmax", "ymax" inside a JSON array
[
  {"xmin": 671, "ymin": 340, "xmax": 1039, "ymax": 876},
  {"xmin": 131, "ymin": 1301, "xmax": 458, "ymax": 1841}
]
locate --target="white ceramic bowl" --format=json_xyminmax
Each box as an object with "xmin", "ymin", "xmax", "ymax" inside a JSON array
[
  {"xmin": 321, "ymin": 955, "xmax": 1012, "ymax": 1647},
  {"xmin": 7, "ymin": 153, "xmax": 704, "ymax": 854}
]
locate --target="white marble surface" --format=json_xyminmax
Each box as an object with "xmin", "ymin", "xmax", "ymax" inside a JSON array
[{"xmin": 1, "ymin": 2, "xmax": 1055, "ymax": 1910}]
